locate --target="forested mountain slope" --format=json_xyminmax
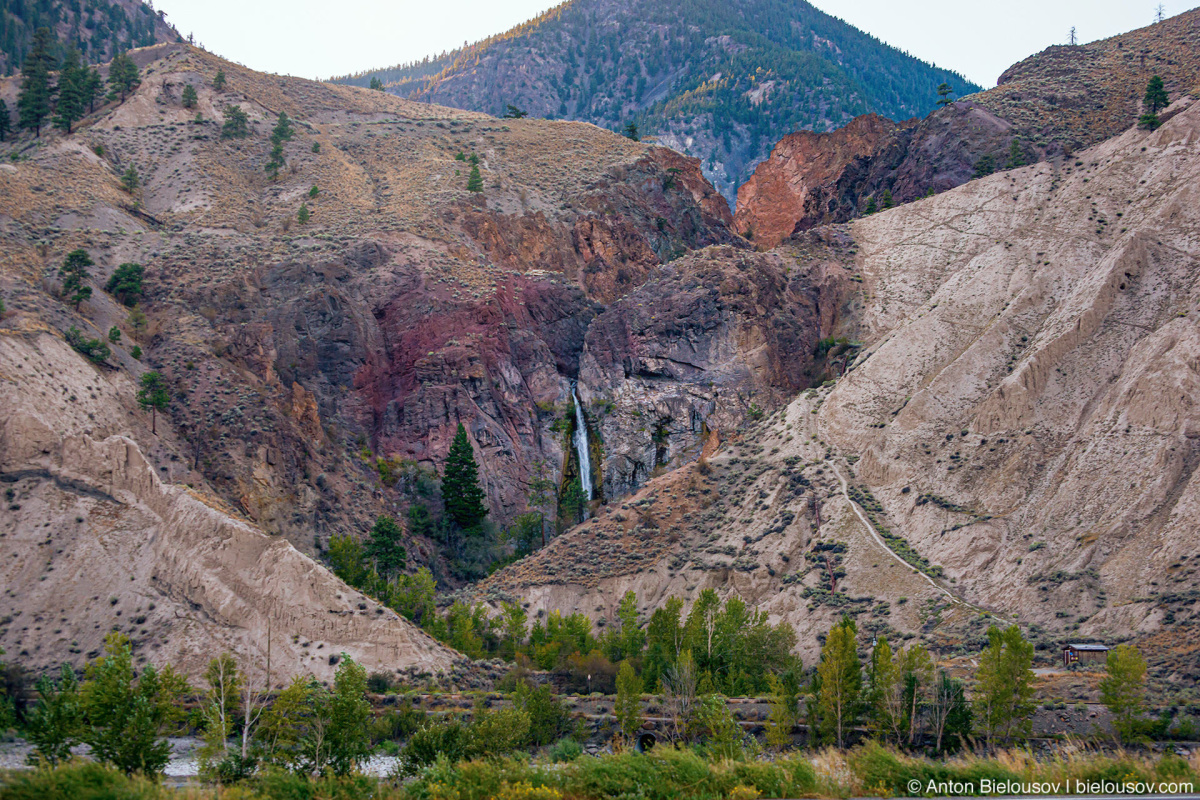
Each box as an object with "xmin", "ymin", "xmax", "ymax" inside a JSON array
[
  {"xmin": 0, "ymin": 0, "xmax": 177, "ymax": 75},
  {"xmin": 336, "ymin": 0, "xmax": 977, "ymax": 201}
]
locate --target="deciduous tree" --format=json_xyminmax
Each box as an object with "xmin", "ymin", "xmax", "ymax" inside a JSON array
[
  {"xmin": 816, "ymin": 615, "xmax": 861, "ymax": 747},
  {"xmin": 973, "ymin": 624, "xmax": 1035, "ymax": 747},
  {"xmin": 1099, "ymin": 644, "xmax": 1147, "ymax": 744}
]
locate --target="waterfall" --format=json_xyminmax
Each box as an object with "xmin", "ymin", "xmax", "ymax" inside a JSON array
[{"xmin": 573, "ymin": 387, "xmax": 594, "ymax": 501}]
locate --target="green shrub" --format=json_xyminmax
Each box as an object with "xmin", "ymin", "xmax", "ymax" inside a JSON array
[
  {"xmin": 401, "ymin": 719, "xmax": 474, "ymax": 775},
  {"xmin": 549, "ymin": 737, "xmax": 583, "ymax": 763},
  {"xmin": 0, "ymin": 761, "xmax": 166, "ymax": 800}
]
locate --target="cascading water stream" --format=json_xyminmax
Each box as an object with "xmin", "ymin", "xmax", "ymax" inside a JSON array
[{"xmin": 572, "ymin": 386, "xmax": 594, "ymax": 502}]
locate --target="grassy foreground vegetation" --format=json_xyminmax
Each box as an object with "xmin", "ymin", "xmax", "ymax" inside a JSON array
[{"xmin": 2, "ymin": 744, "xmax": 1196, "ymax": 799}]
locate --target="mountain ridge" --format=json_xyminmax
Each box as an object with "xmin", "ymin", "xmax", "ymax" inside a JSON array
[{"xmin": 335, "ymin": 0, "xmax": 978, "ymax": 202}]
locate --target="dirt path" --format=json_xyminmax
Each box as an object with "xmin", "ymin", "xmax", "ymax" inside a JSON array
[{"xmin": 828, "ymin": 462, "xmax": 996, "ymax": 619}]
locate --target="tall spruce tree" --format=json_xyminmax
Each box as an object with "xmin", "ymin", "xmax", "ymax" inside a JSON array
[
  {"xmin": 466, "ymin": 164, "xmax": 484, "ymax": 193},
  {"xmin": 0, "ymin": 99, "xmax": 10, "ymax": 141},
  {"xmin": 54, "ymin": 47, "xmax": 88, "ymax": 133},
  {"xmin": 18, "ymin": 27, "xmax": 56, "ymax": 137},
  {"xmin": 442, "ymin": 423, "xmax": 487, "ymax": 530},
  {"xmin": 1144, "ymin": 75, "xmax": 1168, "ymax": 114}
]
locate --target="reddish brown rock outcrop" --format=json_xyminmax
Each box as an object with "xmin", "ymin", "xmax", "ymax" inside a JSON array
[{"xmin": 734, "ymin": 114, "xmax": 906, "ymax": 248}]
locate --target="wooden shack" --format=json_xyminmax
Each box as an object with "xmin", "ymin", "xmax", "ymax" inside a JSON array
[{"xmin": 1063, "ymin": 643, "xmax": 1109, "ymax": 667}]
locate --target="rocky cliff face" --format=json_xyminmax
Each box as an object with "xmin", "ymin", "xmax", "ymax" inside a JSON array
[
  {"xmin": 736, "ymin": 9, "xmax": 1200, "ymax": 245},
  {"xmin": 478, "ymin": 95, "xmax": 1200, "ymax": 664},
  {"xmin": 579, "ymin": 236, "xmax": 855, "ymax": 499},
  {"xmin": 1, "ymin": 37, "xmax": 831, "ymax": 673}
]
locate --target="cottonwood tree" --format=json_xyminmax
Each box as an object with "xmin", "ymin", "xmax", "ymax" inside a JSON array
[
  {"xmin": 499, "ymin": 601, "xmax": 527, "ymax": 660},
  {"xmin": 24, "ymin": 665, "xmax": 82, "ymax": 766},
  {"xmin": 662, "ymin": 649, "xmax": 697, "ymax": 741},
  {"xmin": 867, "ymin": 636, "xmax": 903, "ymax": 741},
  {"xmin": 81, "ymin": 632, "xmax": 178, "ymax": 776},
  {"xmin": 973, "ymin": 624, "xmax": 1035, "ymax": 747},
  {"xmin": 899, "ymin": 643, "xmax": 934, "ymax": 745},
  {"xmin": 765, "ymin": 671, "xmax": 801, "ymax": 750},
  {"xmin": 928, "ymin": 670, "xmax": 971, "ymax": 753},
  {"xmin": 1099, "ymin": 644, "xmax": 1147, "ymax": 744},
  {"xmin": 614, "ymin": 660, "xmax": 642, "ymax": 739},
  {"xmin": 816, "ymin": 615, "xmax": 861, "ymax": 747},
  {"xmin": 198, "ymin": 653, "xmax": 242, "ymax": 776}
]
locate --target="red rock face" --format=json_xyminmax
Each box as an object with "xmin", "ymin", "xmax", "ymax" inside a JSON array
[{"xmin": 734, "ymin": 115, "xmax": 904, "ymax": 249}]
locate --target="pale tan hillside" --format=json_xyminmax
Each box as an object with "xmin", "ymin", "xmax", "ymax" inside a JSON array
[
  {"xmin": 479, "ymin": 96, "xmax": 1200, "ymax": 674},
  {"xmin": 0, "ymin": 332, "xmax": 457, "ymax": 681}
]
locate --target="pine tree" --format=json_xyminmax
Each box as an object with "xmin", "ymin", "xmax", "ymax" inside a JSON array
[
  {"xmin": 365, "ymin": 515, "xmax": 407, "ymax": 577},
  {"xmin": 0, "ymin": 99, "xmax": 10, "ymax": 141},
  {"xmin": 936, "ymin": 82, "xmax": 954, "ymax": 107},
  {"xmin": 502, "ymin": 104, "xmax": 528, "ymax": 118},
  {"xmin": 59, "ymin": 249, "xmax": 94, "ymax": 309},
  {"xmin": 213, "ymin": 70, "xmax": 226, "ymax": 90},
  {"xmin": 221, "ymin": 105, "xmax": 249, "ymax": 139},
  {"xmin": 85, "ymin": 65, "xmax": 105, "ymax": 113},
  {"xmin": 369, "ymin": 76, "xmax": 384, "ymax": 91},
  {"xmin": 297, "ymin": 204, "xmax": 310, "ymax": 224},
  {"xmin": 107, "ymin": 51, "xmax": 140, "ymax": 102},
  {"xmin": 1140, "ymin": 75, "xmax": 1169, "ymax": 129},
  {"xmin": 1144, "ymin": 75, "xmax": 1168, "ymax": 114},
  {"xmin": 466, "ymin": 164, "xmax": 484, "ymax": 193},
  {"xmin": 121, "ymin": 164, "xmax": 140, "ymax": 194},
  {"xmin": 54, "ymin": 47, "xmax": 89, "ymax": 133},
  {"xmin": 442, "ymin": 423, "xmax": 487, "ymax": 530},
  {"xmin": 181, "ymin": 84, "xmax": 198, "ymax": 109},
  {"xmin": 137, "ymin": 371, "xmax": 170, "ymax": 435},
  {"xmin": 863, "ymin": 196, "xmax": 878, "ymax": 215},
  {"xmin": 18, "ymin": 27, "xmax": 56, "ymax": 138},
  {"xmin": 265, "ymin": 112, "xmax": 294, "ymax": 179},
  {"xmin": 105, "ymin": 263, "xmax": 144, "ymax": 306},
  {"xmin": 270, "ymin": 111, "xmax": 295, "ymax": 144},
  {"xmin": 623, "ymin": 121, "xmax": 639, "ymax": 140}
]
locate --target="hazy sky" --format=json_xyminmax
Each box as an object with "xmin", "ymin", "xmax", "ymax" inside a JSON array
[{"xmin": 152, "ymin": 0, "xmax": 1193, "ymax": 88}]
